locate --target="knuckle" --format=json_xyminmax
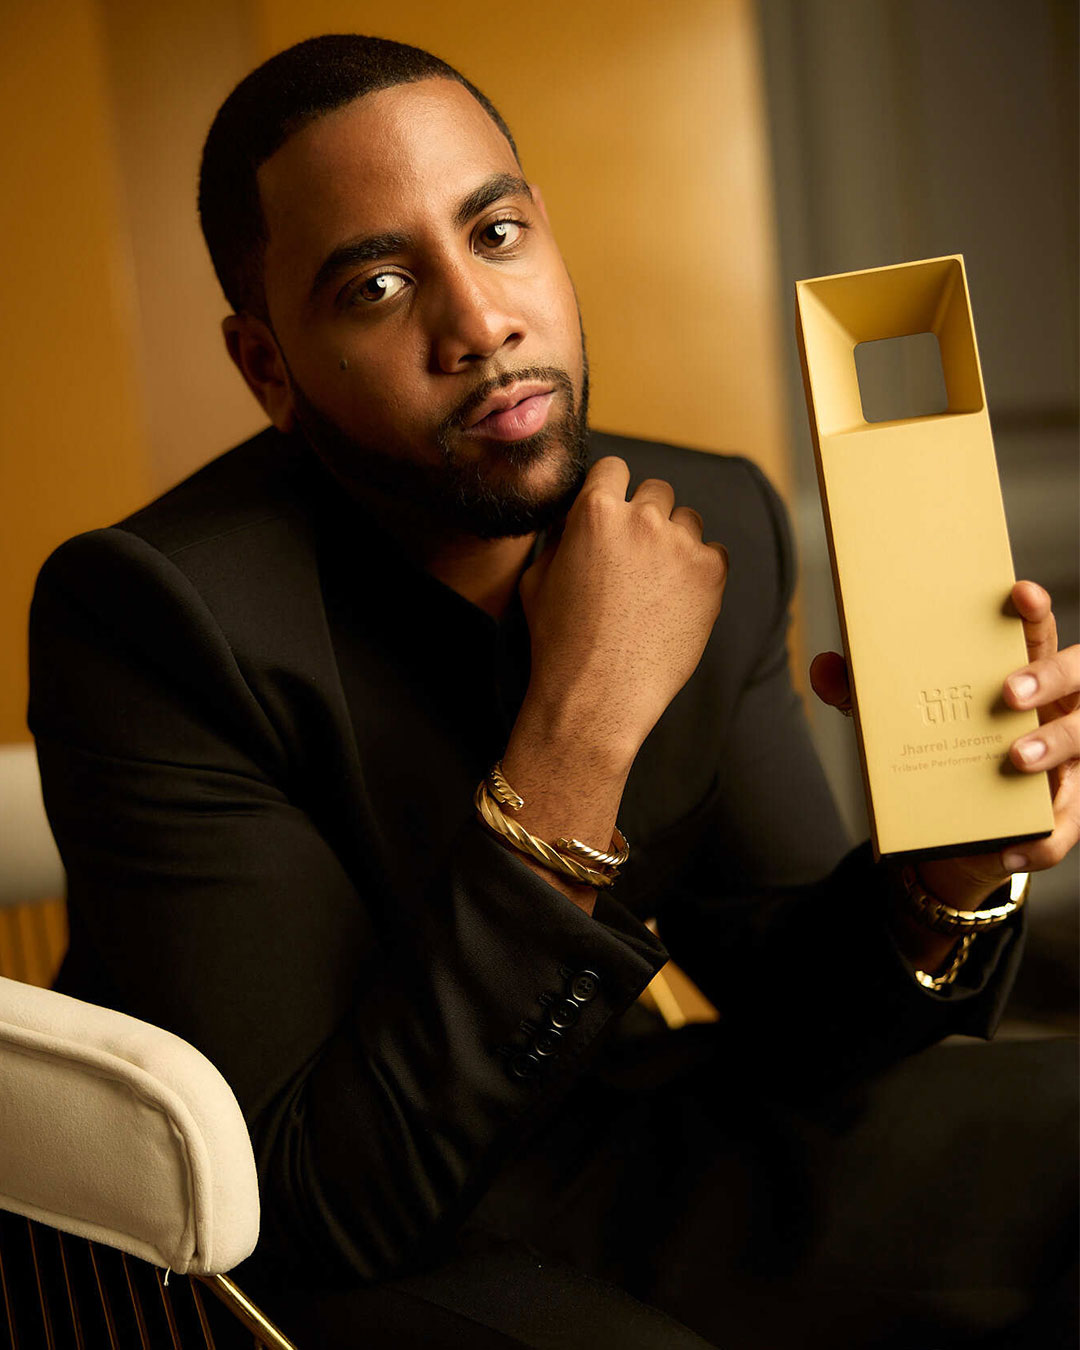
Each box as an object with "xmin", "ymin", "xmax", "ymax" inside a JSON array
[
  {"xmin": 634, "ymin": 502, "xmax": 667, "ymax": 534},
  {"xmin": 701, "ymin": 543, "xmax": 728, "ymax": 584},
  {"xmin": 1053, "ymin": 645, "xmax": 1080, "ymax": 683},
  {"xmin": 577, "ymin": 486, "xmax": 612, "ymax": 521}
]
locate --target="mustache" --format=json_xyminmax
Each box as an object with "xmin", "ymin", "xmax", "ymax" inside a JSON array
[{"xmin": 436, "ymin": 366, "xmax": 576, "ymax": 447}]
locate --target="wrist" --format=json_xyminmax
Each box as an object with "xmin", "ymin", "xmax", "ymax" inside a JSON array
[
  {"xmin": 884, "ymin": 861, "xmax": 1027, "ymax": 980},
  {"xmin": 917, "ymin": 857, "xmax": 1003, "ymax": 911},
  {"xmin": 511, "ymin": 684, "xmax": 640, "ymax": 782}
]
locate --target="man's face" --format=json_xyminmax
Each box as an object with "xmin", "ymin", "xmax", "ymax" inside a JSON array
[{"xmin": 256, "ymin": 77, "xmax": 589, "ymax": 538}]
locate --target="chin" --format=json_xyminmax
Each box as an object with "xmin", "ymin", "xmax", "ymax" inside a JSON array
[{"xmin": 289, "ymin": 361, "xmax": 590, "ymax": 540}]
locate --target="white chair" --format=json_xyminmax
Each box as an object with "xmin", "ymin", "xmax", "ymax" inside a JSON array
[{"xmin": 0, "ymin": 741, "xmax": 297, "ymax": 1347}]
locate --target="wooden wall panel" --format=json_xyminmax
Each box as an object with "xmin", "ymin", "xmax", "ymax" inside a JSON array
[
  {"xmin": 0, "ymin": 0, "xmax": 150, "ymax": 745},
  {"xmin": 97, "ymin": 0, "xmax": 264, "ymax": 494}
]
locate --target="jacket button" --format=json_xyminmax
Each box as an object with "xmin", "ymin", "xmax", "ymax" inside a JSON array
[
  {"xmin": 533, "ymin": 1028, "xmax": 562, "ymax": 1057},
  {"xmin": 508, "ymin": 1052, "xmax": 540, "ymax": 1080},
  {"xmin": 548, "ymin": 997, "xmax": 580, "ymax": 1029},
  {"xmin": 569, "ymin": 970, "xmax": 600, "ymax": 1003}
]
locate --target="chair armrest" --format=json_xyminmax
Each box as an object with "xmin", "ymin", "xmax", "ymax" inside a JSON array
[{"xmin": 0, "ymin": 975, "xmax": 259, "ymax": 1274}]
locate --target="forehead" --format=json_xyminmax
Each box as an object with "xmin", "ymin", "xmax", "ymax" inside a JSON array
[{"xmin": 257, "ymin": 78, "xmax": 519, "ymax": 271}]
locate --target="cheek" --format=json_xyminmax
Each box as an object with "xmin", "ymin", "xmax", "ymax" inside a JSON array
[
  {"xmin": 535, "ymin": 264, "xmax": 583, "ymax": 366},
  {"xmin": 337, "ymin": 359, "xmax": 426, "ymax": 439}
]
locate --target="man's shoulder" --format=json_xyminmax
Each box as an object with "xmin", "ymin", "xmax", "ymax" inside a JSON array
[
  {"xmin": 588, "ymin": 429, "xmax": 775, "ymax": 508},
  {"xmin": 587, "ymin": 429, "xmax": 790, "ymax": 563},
  {"xmin": 117, "ymin": 425, "xmax": 318, "ymax": 558}
]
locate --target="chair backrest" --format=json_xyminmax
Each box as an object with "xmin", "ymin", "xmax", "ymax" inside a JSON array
[
  {"xmin": 0, "ymin": 975, "xmax": 260, "ymax": 1276},
  {"xmin": 0, "ymin": 974, "xmax": 302, "ymax": 1345},
  {"xmin": 0, "ymin": 749, "xmax": 299, "ymax": 1344},
  {"xmin": 0, "ymin": 982, "xmax": 259, "ymax": 1274}
]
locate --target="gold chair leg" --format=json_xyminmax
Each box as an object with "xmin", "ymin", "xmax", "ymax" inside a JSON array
[
  {"xmin": 189, "ymin": 1278, "xmax": 217, "ymax": 1349},
  {"xmin": 200, "ymin": 1273, "xmax": 299, "ymax": 1350}
]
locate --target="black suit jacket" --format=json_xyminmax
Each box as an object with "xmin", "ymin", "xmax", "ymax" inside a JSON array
[{"xmin": 28, "ymin": 427, "xmax": 1022, "ymax": 1281}]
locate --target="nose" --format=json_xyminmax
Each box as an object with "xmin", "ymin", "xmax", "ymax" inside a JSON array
[{"xmin": 431, "ymin": 263, "xmax": 526, "ymax": 373}]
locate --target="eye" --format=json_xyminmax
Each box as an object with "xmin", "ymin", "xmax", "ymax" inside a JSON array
[
  {"xmin": 352, "ymin": 272, "xmax": 408, "ymax": 304},
  {"xmin": 477, "ymin": 219, "xmax": 526, "ymax": 251}
]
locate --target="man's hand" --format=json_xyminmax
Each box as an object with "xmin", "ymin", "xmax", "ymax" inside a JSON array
[
  {"xmin": 499, "ymin": 456, "xmax": 727, "ymax": 912},
  {"xmin": 518, "ymin": 456, "xmax": 728, "ymax": 762},
  {"xmin": 999, "ymin": 580, "xmax": 1080, "ymax": 873},
  {"xmin": 810, "ymin": 580, "xmax": 1080, "ymax": 913}
]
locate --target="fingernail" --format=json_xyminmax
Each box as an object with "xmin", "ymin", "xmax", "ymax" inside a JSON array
[
  {"xmin": 1008, "ymin": 673, "xmax": 1038, "ymax": 701},
  {"xmin": 1002, "ymin": 852, "xmax": 1027, "ymax": 873},
  {"xmin": 1015, "ymin": 738, "xmax": 1045, "ymax": 765}
]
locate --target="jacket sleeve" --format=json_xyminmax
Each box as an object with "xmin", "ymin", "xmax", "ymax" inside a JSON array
[
  {"xmin": 657, "ymin": 461, "xmax": 1025, "ymax": 1090},
  {"xmin": 29, "ymin": 527, "xmax": 667, "ymax": 1282}
]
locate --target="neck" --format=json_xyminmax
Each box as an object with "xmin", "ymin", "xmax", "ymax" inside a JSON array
[
  {"xmin": 424, "ymin": 532, "xmax": 537, "ymax": 619},
  {"xmin": 324, "ymin": 467, "xmax": 536, "ymax": 619}
]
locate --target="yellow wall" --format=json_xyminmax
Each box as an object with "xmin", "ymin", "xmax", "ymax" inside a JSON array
[
  {"xmin": 96, "ymin": 0, "xmax": 264, "ymax": 490},
  {"xmin": 0, "ymin": 0, "xmax": 149, "ymax": 743},
  {"xmin": 257, "ymin": 1, "xmax": 790, "ymax": 488}
]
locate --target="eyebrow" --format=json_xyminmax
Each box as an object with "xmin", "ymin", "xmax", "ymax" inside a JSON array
[
  {"xmin": 307, "ymin": 172, "xmax": 533, "ymax": 306},
  {"xmin": 452, "ymin": 172, "xmax": 531, "ymax": 230}
]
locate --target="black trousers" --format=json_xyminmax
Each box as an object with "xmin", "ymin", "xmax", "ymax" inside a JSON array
[{"xmin": 252, "ymin": 1032, "xmax": 1078, "ymax": 1350}]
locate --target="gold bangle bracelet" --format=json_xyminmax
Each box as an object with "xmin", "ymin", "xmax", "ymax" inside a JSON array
[
  {"xmin": 488, "ymin": 761, "xmax": 524, "ymax": 811},
  {"xmin": 901, "ymin": 866, "xmax": 1030, "ymax": 936},
  {"xmin": 476, "ymin": 763, "xmax": 629, "ymax": 888},
  {"xmin": 915, "ymin": 933, "xmax": 977, "ymax": 990},
  {"xmin": 475, "ymin": 780, "xmax": 618, "ymax": 888},
  {"xmin": 553, "ymin": 828, "xmax": 630, "ymax": 869}
]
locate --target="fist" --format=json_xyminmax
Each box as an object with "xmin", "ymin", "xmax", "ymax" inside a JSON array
[{"xmin": 519, "ymin": 456, "xmax": 728, "ymax": 763}]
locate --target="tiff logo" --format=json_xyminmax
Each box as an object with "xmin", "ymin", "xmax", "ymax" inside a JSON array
[{"xmin": 918, "ymin": 685, "xmax": 973, "ymax": 725}]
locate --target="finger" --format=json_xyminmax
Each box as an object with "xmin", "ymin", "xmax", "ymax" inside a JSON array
[
  {"xmin": 632, "ymin": 477, "xmax": 676, "ymax": 516},
  {"xmin": 670, "ymin": 505, "xmax": 704, "ymax": 540},
  {"xmin": 809, "ymin": 651, "xmax": 852, "ymax": 712},
  {"xmin": 1009, "ymin": 707, "xmax": 1080, "ymax": 774},
  {"xmin": 1010, "ymin": 580, "xmax": 1057, "ymax": 665},
  {"xmin": 582, "ymin": 456, "xmax": 631, "ymax": 499},
  {"xmin": 704, "ymin": 541, "xmax": 730, "ymax": 599},
  {"xmin": 1003, "ymin": 645, "xmax": 1080, "ymax": 715},
  {"xmin": 1002, "ymin": 810, "xmax": 1079, "ymax": 875}
]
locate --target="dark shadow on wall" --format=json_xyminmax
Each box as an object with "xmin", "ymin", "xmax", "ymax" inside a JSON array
[{"xmin": 757, "ymin": 0, "xmax": 1079, "ymax": 1033}]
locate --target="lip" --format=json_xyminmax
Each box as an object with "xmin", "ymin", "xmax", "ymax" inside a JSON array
[{"xmin": 462, "ymin": 382, "xmax": 556, "ymax": 442}]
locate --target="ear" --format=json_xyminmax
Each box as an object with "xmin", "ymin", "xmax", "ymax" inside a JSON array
[
  {"xmin": 222, "ymin": 314, "xmax": 296, "ymax": 432},
  {"xmin": 529, "ymin": 183, "xmax": 551, "ymax": 227}
]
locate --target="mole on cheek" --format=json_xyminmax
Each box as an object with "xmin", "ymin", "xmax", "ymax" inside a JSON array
[{"xmin": 339, "ymin": 357, "xmax": 349, "ymax": 370}]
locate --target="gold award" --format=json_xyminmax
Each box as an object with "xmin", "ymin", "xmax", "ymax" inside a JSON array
[{"xmin": 796, "ymin": 255, "xmax": 1053, "ymax": 861}]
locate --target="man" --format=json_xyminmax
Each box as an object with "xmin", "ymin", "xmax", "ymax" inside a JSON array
[{"xmin": 29, "ymin": 35, "xmax": 1078, "ymax": 1349}]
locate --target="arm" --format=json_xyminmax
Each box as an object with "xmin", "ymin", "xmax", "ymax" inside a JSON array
[{"xmin": 29, "ymin": 527, "xmax": 666, "ymax": 1281}]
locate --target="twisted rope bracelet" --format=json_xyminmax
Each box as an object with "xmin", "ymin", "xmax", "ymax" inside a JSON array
[{"xmin": 476, "ymin": 762, "xmax": 629, "ymax": 888}]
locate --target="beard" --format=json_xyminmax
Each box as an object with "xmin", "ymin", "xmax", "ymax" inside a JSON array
[{"xmin": 289, "ymin": 353, "xmax": 591, "ymax": 541}]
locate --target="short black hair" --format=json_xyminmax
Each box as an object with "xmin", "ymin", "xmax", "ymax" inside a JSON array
[{"xmin": 198, "ymin": 34, "xmax": 518, "ymax": 318}]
